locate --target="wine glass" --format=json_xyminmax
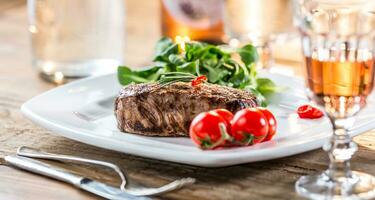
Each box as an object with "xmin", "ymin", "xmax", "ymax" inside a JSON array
[
  {"xmin": 293, "ymin": 0, "xmax": 375, "ymax": 199},
  {"xmin": 223, "ymin": 0, "xmax": 294, "ymax": 69}
]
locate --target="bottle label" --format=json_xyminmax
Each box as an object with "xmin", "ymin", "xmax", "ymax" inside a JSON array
[{"xmin": 162, "ymin": 0, "xmax": 223, "ymax": 29}]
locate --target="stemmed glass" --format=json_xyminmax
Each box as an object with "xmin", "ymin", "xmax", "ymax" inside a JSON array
[{"xmin": 293, "ymin": 0, "xmax": 375, "ymax": 199}]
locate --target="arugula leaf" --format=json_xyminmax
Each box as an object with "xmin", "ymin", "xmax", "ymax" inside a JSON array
[
  {"xmin": 238, "ymin": 44, "xmax": 259, "ymax": 66},
  {"xmin": 245, "ymin": 85, "xmax": 268, "ymax": 107},
  {"xmin": 117, "ymin": 37, "xmax": 282, "ymax": 107},
  {"xmin": 256, "ymin": 78, "xmax": 276, "ymax": 95},
  {"xmin": 176, "ymin": 61, "xmax": 199, "ymax": 74},
  {"xmin": 185, "ymin": 42, "xmax": 207, "ymax": 61},
  {"xmin": 256, "ymin": 78, "xmax": 285, "ymax": 95},
  {"xmin": 153, "ymin": 37, "xmax": 179, "ymax": 62},
  {"xmin": 203, "ymin": 64, "xmax": 230, "ymax": 83},
  {"xmin": 154, "ymin": 37, "xmax": 173, "ymax": 55},
  {"xmin": 168, "ymin": 54, "xmax": 185, "ymax": 66}
]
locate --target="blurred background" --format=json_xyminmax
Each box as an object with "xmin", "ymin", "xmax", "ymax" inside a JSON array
[{"xmin": 0, "ymin": 0, "xmax": 302, "ymax": 85}]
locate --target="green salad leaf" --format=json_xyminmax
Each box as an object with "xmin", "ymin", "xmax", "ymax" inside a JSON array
[
  {"xmin": 118, "ymin": 37, "xmax": 281, "ymax": 106},
  {"xmin": 238, "ymin": 44, "xmax": 259, "ymax": 66},
  {"xmin": 117, "ymin": 66, "xmax": 164, "ymax": 85}
]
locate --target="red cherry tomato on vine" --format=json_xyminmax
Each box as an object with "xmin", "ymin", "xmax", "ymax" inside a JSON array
[
  {"xmin": 230, "ymin": 108, "xmax": 269, "ymax": 145},
  {"xmin": 189, "ymin": 112, "xmax": 229, "ymax": 149},
  {"xmin": 210, "ymin": 109, "xmax": 233, "ymax": 126},
  {"xmin": 258, "ymin": 107, "xmax": 277, "ymax": 141}
]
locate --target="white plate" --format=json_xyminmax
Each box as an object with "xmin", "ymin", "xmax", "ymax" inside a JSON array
[{"xmin": 21, "ymin": 72, "xmax": 375, "ymax": 167}]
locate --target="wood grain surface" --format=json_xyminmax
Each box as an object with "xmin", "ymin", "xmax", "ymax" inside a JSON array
[{"xmin": 0, "ymin": 1, "xmax": 374, "ymax": 200}]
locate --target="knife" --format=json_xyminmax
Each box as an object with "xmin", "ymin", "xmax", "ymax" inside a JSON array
[{"xmin": 5, "ymin": 156, "xmax": 151, "ymax": 200}]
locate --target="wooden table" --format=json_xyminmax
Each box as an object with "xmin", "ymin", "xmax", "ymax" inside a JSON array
[{"xmin": 0, "ymin": 1, "xmax": 374, "ymax": 200}]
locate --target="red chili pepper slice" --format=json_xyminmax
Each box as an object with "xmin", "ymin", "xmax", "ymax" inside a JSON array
[
  {"xmin": 297, "ymin": 105, "xmax": 324, "ymax": 119},
  {"xmin": 191, "ymin": 75, "xmax": 207, "ymax": 87}
]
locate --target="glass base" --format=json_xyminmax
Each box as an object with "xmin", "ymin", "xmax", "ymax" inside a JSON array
[
  {"xmin": 33, "ymin": 59, "xmax": 120, "ymax": 84},
  {"xmin": 296, "ymin": 171, "xmax": 375, "ymax": 200}
]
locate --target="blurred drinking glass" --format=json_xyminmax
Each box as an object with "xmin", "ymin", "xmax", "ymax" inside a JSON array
[
  {"xmin": 28, "ymin": 0, "xmax": 125, "ymax": 84},
  {"xmin": 161, "ymin": 0, "xmax": 224, "ymax": 44},
  {"xmin": 223, "ymin": 0, "xmax": 294, "ymax": 68},
  {"xmin": 294, "ymin": 0, "xmax": 375, "ymax": 199}
]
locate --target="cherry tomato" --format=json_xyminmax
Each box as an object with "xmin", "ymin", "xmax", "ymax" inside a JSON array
[
  {"xmin": 189, "ymin": 112, "xmax": 229, "ymax": 149},
  {"xmin": 258, "ymin": 107, "xmax": 277, "ymax": 141},
  {"xmin": 209, "ymin": 109, "xmax": 234, "ymax": 146},
  {"xmin": 230, "ymin": 108, "xmax": 269, "ymax": 145},
  {"xmin": 210, "ymin": 109, "xmax": 233, "ymax": 126},
  {"xmin": 297, "ymin": 105, "xmax": 323, "ymax": 119},
  {"xmin": 191, "ymin": 75, "xmax": 207, "ymax": 87}
]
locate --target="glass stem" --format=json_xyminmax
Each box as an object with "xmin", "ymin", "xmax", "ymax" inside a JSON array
[{"xmin": 324, "ymin": 117, "xmax": 358, "ymax": 181}]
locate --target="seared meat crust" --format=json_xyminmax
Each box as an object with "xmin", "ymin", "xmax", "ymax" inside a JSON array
[{"xmin": 115, "ymin": 82, "xmax": 257, "ymax": 136}]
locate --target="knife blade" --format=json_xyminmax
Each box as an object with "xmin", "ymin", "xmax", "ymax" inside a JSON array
[{"xmin": 5, "ymin": 156, "xmax": 151, "ymax": 200}]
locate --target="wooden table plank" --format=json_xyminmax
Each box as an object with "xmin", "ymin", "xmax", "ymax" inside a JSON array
[
  {"xmin": 0, "ymin": 166, "xmax": 103, "ymax": 200},
  {"xmin": 0, "ymin": 1, "xmax": 373, "ymax": 200}
]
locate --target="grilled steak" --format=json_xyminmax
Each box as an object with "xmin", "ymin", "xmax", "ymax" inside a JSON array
[{"xmin": 115, "ymin": 82, "xmax": 258, "ymax": 137}]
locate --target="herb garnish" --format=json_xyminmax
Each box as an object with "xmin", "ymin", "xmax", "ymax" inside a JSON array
[
  {"xmin": 158, "ymin": 72, "xmax": 197, "ymax": 87},
  {"xmin": 118, "ymin": 37, "xmax": 281, "ymax": 106}
]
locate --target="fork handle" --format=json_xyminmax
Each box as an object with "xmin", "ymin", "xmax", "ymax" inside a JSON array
[{"xmin": 5, "ymin": 156, "xmax": 85, "ymax": 186}]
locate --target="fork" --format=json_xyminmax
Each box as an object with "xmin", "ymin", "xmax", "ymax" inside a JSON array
[{"xmin": 16, "ymin": 146, "xmax": 195, "ymax": 196}]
